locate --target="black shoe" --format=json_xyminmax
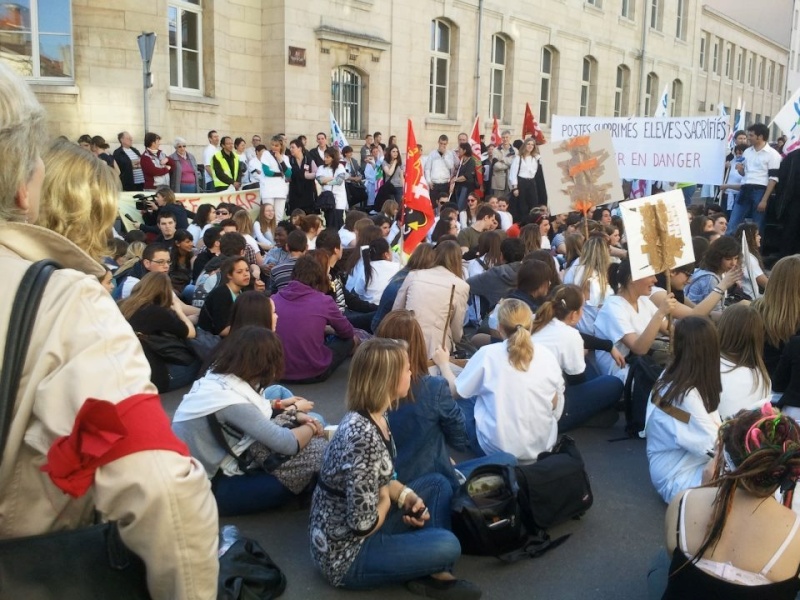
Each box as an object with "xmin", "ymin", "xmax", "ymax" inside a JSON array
[{"xmin": 406, "ymin": 576, "xmax": 482, "ymax": 599}]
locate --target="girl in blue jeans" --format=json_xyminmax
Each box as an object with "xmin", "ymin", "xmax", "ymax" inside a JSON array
[{"xmin": 309, "ymin": 339, "xmax": 481, "ymax": 599}]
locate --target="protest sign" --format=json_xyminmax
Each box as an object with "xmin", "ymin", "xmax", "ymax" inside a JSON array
[
  {"xmin": 619, "ymin": 189, "xmax": 694, "ymax": 280},
  {"xmin": 551, "ymin": 115, "xmax": 728, "ymax": 184},
  {"xmin": 118, "ymin": 189, "xmax": 262, "ymax": 231},
  {"xmin": 771, "ymin": 87, "xmax": 800, "ymax": 155},
  {"xmin": 538, "ymin": 129, "xmax": 623, "ymax": 217}
]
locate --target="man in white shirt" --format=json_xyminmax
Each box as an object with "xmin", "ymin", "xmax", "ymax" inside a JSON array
[
  {"xmin": 203, "ymin": 129, "xmax": 220, "ymax": 192},
  {"xmin": 244, "ymin": 134, "xmax": 262, "ymax": 163},
  {"xmin": 728, "ymin": 123, "xmax": 781, "ymax": 234},
  {"xmin": 424, "ymin": 135, "xmax": 455, "ymax": 210}
]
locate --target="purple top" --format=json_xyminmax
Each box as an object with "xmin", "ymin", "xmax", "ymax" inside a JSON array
[{"xmin": 273, "ymin": 280, "xmax": 354, "ymax": 380}]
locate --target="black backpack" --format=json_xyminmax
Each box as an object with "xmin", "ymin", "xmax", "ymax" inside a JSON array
[
  {"xmin": 623, "ymin": 355, "xmax": 664, "ymax": 437},
  {"xmin": 451, "ymin": 464, "xmax": 569, "ymax": 562}
]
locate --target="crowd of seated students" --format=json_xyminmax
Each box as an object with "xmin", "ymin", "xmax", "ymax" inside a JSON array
[{"xmin": 26, "ymin": 97, "xmax": 800, "ymax": 600}]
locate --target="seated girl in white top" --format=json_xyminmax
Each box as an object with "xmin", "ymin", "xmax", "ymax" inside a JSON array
[
  {"xmin": 530, "ymin": 284, "xmax": 625, "ymax": 432},
  {"xmin": 716, "ymin": 304, "xmax": 771, "ymax": 420},
  {"xmin": 455, "ymin": 298, "xmax": 564, "ymax": 463},
  {"xmin": 354, "ymin": 237, "xmax": 400, "ymax": 305},
  {"xmin": 593, "ymin": 259, "xmax": 676, "ymax": 383},
  {"xmin": 735, "ymin": 222, "xmax": 769, "ymax": 300},
  {"xmin": 563, "ymin": 237, "xmax": 613, "ymax": 335},
  {"xmin": 645, "ymin": 317, "xmax": 722, "ymax": 504}
]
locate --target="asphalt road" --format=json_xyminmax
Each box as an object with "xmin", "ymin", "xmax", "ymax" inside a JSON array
[{"xmin": 162, "ymin": 360, "xmax": 667, "ymax": 600}]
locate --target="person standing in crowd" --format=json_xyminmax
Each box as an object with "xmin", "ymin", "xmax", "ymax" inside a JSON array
[
  {"xmin": 140, "ymin": 132, "xmax": 171, "ymax": 191},
  {"xmin": 169, "ymin": 137, "xmax": 199, "ymax": 194},
  {"xmin": 509, "ymin": 138, "xmax": 545, "ymax": 222},
  {"xmin": 382, "ymin": 144, "xmax": 405, "ymax": 204},
  {"xmin": 310, "ymin": 131, "xmax": 328, "ymax": 168},
  {"xmin": 491, "ymin": 130, "xmax": 517, "ymax": 199},
  {"xmin": 212, "ymin": 136, "xmax": 242, "ymax": 192},
  {"xmin": 0, "ymin": 63, "xmax": 218, "ymax": 598},
  {"xmin": 203, "ymin": 129, "xmax": 220, "ymax": 192},
  {"xmin": 728, "ymin": 123, "xmax": 781, "ymax": 234},
  {"xmin": 317, "ymin": 146, "xmax": 348, "ymax": 230},
  {"xmin": 113, "ymin": 130, "xmax": 145, "ymax": 191},
  {"xmin": 452, "ymin": 143, "xmax": 476, "ymax": 211},
  {"xmin": 259, "ymin": 135, "xmax": 292, "ymax": 221},
  {"xmin": 360, "ymin": 133, "xmax": 373, "ymax": 164},
  {"xmin": 288, "ymin": 138, "xmax": 318, "ymax": 215},
  {"xmin": 425, "ymin": 135, "xmax": 454, "ymax": 209},
  {"xmin": 89, "ymin": 135, "xmax": 120, "ymax": 174}
]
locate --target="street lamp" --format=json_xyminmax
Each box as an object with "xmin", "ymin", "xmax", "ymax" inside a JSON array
[{"xmin": 137, "ymin": 32, "xmax": 157, "ymax": 135}]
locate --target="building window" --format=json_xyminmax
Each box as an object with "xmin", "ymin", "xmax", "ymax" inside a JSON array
[
  {"xmin": 168, "ymin": 0, "xmax": 202, "ymax": 92},
  {"xmin": 675, "ymin": 0, "xmax": 686, "ymax": 40},
  {"xmin": 736, "ymin": 51, "xmax": 743, "ymax": 82},
  {"xmin": 580, "ymin": 56, "xmax": 596, "ymax": 116},
  {"xmin": 724, "ymin": 44, "xmax": 732, "ymax": 78},
  {"xmin": 644, "ymin": 72, "xmax": 658, "ymax": 116},
  {"xmin": 747, "ymin": 54, "xmax": 753, "ymax": 85},
  {"xmin": 0, "ymin": 0, "xmax": 73, "ymax": 80},
  {"xmin": 650, "ymin": 0, "xmax": 663, "ymax": 31},
  {"xmin": 586, "ymin": 0, "xmax": 602, "ymax": 6},
  {"xmin": 699, "ymin": 36, "xmax": 706, "ymax": 70},
  {"xmin": 614, "ymin": 65, "xmax": 630, "ymax": 117},
  {"xmin": 489, "ymin": 34, "xmax": 506, "ymax": 120},
  {"xmin": 429, "ymin": 19, "xmax": 450, "ymax": 115},
  {"xmin": 331, "ymin": 67, "xmax": 362, "ymax": 139},
  {"xmin": 540, "ymin": 46, "xmax": 558, "ymax": 124},
  {"xmin": 670, "ymin": 79, "xmax": 682, "ymax": 116},
  {"xmin": 621, "ymin": 0, "xmax": 633, "ymax": 19},
  {"xmin": 712, "ymin": 40, "xmax": 719, "ymax": 74},
  {"xmin": 768, "ymin": 61, "xmax": 774, "ymax": 92},
  {"xmin": 758, "ymin": 57, "xmax": 765, "ymax": 87}
]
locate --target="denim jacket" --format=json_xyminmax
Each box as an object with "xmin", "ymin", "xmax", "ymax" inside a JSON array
[{"xmin": 387, "ymin": 375, "xmax": 469, "ymax": 490}]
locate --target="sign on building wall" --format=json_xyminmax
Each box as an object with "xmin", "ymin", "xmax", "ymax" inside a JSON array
[
  {"xmin": 551, "ymin": 116, "xmax": 729, "ymax": 184},
  {"xmin": 288, "ymin": 47, "xmax": 306, "ymax": 67}
]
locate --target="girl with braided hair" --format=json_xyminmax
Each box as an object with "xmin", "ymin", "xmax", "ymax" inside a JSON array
[{"xmin": 652, "ymin": 405, "xmax": 800, "ymax": 599}]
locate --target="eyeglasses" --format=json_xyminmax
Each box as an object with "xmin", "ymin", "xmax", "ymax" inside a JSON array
[
  {"xmin": 150, "ymin": 259, "xmax": 172, "ymax": 265},
  {"xmin": 216, "ymin": 210, "xmax": 229, "ymax": 215},
  {"xmin": 176, "ymin": 145, "xmax": 186, "ymax": 148}
]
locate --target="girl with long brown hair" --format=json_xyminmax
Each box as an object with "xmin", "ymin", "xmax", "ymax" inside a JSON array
[
  {"xmin": 645, "ymin": 317, "xmax": 722, "ymax": 503},
  {"xmin": 455, "ymin": 299, "xmax": 565, "ymax": 462},
  {"xmin": 755, "ymin": 255, "xmax": 800, "ymax": 376}
]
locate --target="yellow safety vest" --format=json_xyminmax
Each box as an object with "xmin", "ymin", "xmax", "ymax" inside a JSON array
[{"xmin": 211, "ymin": 150, "xmax": 240, "ymax": 188}]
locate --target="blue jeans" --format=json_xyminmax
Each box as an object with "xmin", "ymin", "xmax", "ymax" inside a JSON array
[
  {"xmin": 727, "ymin": 184, "xmax": 766, "ymax": 234},
  {"xmin": 340, "ymin": 473, "xmax": 461, "ymax": 589},
  {"xmin": 212, "ymin": 471, "xmax": 295, "ymax": 516},
  {"xmin": 180, "ymin": 182, "xmax": 198, "ymax": 194},
  {"xmin": 559, "ymin": 375, "xmax": 623, "ymax": 432}
]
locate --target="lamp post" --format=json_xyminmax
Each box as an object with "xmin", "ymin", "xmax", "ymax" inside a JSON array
[{"xmin": 137, "ymin": 32, "xmax": 157, "ymax": 135}]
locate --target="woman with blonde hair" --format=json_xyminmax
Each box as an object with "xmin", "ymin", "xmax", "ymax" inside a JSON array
[
  {"xmin": 253, "ymin": 202, "xmax": 277, "ymax": 252},
  {"xmin": 310, "ymin": 338, "xmax": 480, "ymax": 598},
  {"xmin": 36, "ymin": 139, "xmax": 119, "ymax": 263},
  {"xmin": 563, "ymin": 235, "xmax": 613, "ymax": 334},
  {"xmin": 564, "ymin": 232, "xmax": 585, "ymax": 269},
  {"xmin": 393, "ymin": 240, "xmax": 470, "ymax": 358},
  {"xmin": 755, "ymin": 255, "xmax": 800, "ymax": 375},
  {"xmin": 0, "ymin": 63, "xmax": 217, "ymax": 597},
  {"xmin": 231, "ymin": 209, "xmax": 260, "ymax": 258},
  {"xmin": 716, "ymin": 304, "xmax": 771, "ymax": 419},
  {"xmin": 455, "ymin": 298, "xmax": 565, "ymax": 462}
]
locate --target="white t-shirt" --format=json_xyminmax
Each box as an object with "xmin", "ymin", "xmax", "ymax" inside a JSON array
[
  {"xmin": 645, "ymin": 386, "xmax": 721, "ymax": 503},
  {"xmin": 718, "ymin": 357, "xmax": 770, "ymax": 420},
  {"xmin": 563, "ymin": 264, "xmax": 613, "ymax": 335},
  {"xmin": 531, "ymin": 319, "xmax": 585, "ymax": 375},
  {"xmin": 456, "ymin": 341, "xmax": 564, "ymax": 463},
  {"xmin": 338, "ymin": 227, "xmax": 356, "ymax": 248},
  {"xmin": 741, "ymin": 253, "xmax": 764, "ymax": 301},
  {"xmin": 203, "ymin": 144, "xmax": 217, "ymax": 184},
  {"xmin": 356, "ymin": 260, "xmax": 401, "ymax": 304},
  {"xmin": 594, "ymin": 294, "xmax": 660, "ymax": 382},
  {"xmin": 497, "ymin": 211, "xmax": 513, "ymax": 231}
]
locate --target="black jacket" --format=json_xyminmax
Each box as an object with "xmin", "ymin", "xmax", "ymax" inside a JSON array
[{"xmin": 113, "ymin": 145, "xmax": 142, "ymax": 191}]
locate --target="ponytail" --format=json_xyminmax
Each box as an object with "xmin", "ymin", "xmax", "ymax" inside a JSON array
[
  {"xmin": 608, "ymin": 259, "xmax": 632, "ymax": 293},
  {"xmin": 531, "ymin": 284, "xmax": 584, "ymax": 335},
  {"xmin": 364, "ymin": 237, "xmax": 390, "ymax": 288},
  {"xmin": 497, "ymin": 298, "xmax": 534, "ymax": 371}
]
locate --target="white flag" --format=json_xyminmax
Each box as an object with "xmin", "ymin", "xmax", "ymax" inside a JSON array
[
  {"xmin": 329, "ymin": 109, "xmax": 349, "ymax": 152},
  {"xmin": 772, "ymin": 89, "xmax": 800, "ymax": 155},
  {"xmin": 653, "ymin": 85, "xmax": 670, "ymax": 118}
]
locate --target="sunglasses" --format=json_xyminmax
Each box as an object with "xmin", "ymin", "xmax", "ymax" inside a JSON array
[{"xmin": 216, "ymin": 210, "xmax": 229, "ymax": 215}]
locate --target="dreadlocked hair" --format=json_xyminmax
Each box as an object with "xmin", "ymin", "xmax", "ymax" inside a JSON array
[{"xmin": 692, "ymin": 405, "xmax": 800, "ymax": 566}]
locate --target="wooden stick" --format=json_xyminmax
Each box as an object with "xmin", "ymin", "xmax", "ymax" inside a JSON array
[
  {"xmin": 583, "ymin": 215, "xmax": 589, "ymax": 241},
  {"xmin": 665, "ymin": 269, "xmax": 674, "ymax": 347},
  {"xmin": 442, "ymin": 284, "xmax": 456, "ymax": 351}
]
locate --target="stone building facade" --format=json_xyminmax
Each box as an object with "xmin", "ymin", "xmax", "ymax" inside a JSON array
[{"xmin": 8, "ymin": 0, "xmax": 791, "ymax": 159}]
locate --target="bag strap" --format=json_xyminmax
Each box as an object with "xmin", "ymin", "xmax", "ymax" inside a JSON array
[
  {"xmin": 205, "ymin": 413, "xmax": 250, "ymax": 472},
  {"xmin": 497, "ymin": 531, "xmax": 571, "ymax": 563},
  {"xmin": 0, "ymin": 260, "xmax": 60, "ymax": 464}
]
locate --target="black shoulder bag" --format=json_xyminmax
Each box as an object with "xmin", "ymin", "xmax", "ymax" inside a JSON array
[{"xmin": 0, "ymin": 260, "xmax": 151, "ymax": 600}]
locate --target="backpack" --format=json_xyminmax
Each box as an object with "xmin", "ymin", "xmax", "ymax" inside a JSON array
[
  {"xmin": 623, "ymin": 355, "xmax": 664, "ymax": 437},
  {"xmin": 451, "ymin": 464, "xmax": 569, "ymax": 562},
  {"xmin": 515, "ymin": 435, "xmax": 593, "ymax": 531}
]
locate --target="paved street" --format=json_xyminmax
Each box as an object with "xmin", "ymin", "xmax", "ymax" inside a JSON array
[{"xmin": 163, "ymin": 361, "xmax": 667, "ymax": 600}]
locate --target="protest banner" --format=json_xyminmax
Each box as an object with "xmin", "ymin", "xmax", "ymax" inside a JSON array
[
  {"xmin": 551, "ymin": 115, "xmax": 728, "ymax": 184},
  {"xmin": 538, "ymin": 129, "xmax": 623, "ymax": 220},
  {"xmin": 118, "ymin": 189, "xmax": 262, "ymax": 231},
  {"xmin": 770, "ymin": 87, "xmax": 800, "ymax": 155},
  {"xmin": 619, "ymin": 189, "xmax": 694, "ymax": 280}
]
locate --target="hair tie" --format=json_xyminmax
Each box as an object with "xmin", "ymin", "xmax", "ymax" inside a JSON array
[
  {"xmin": 515, "ymin": 324, "xmax": 524, "ymax": 331},
  {"xmin": 560, "ymin": 298, "xmax": 567, "ymax": 308}
]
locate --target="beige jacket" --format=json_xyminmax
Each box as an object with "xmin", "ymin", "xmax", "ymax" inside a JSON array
[
  {"xmin": 0, "ymin": 222, "xmax": 218, "ymax": 599},
  {"xmin": 393, "ymin": 266, "xmax": 470, "ymax": 358}
]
